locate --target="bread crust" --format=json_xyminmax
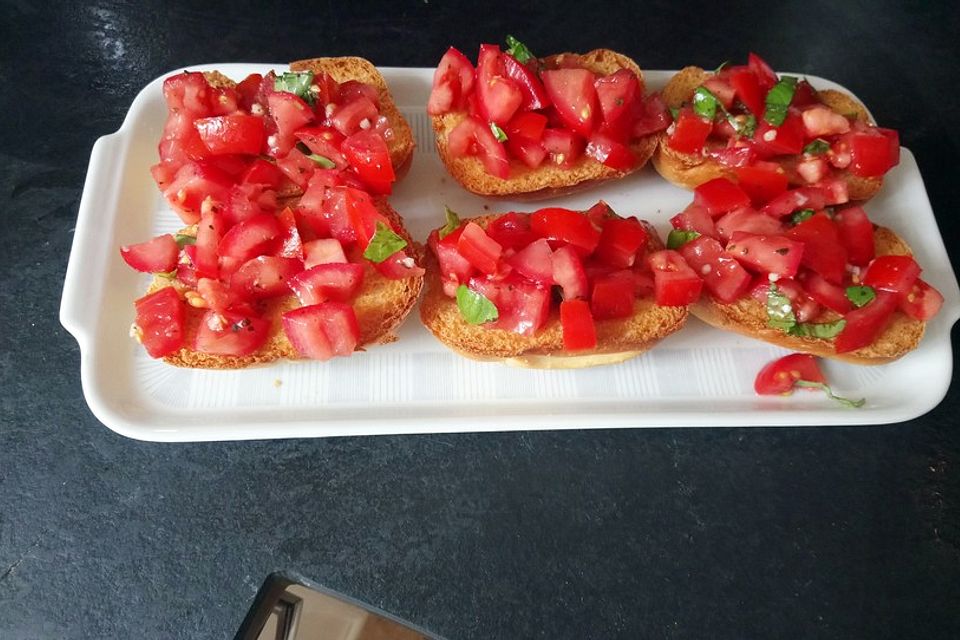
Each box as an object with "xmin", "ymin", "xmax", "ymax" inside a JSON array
[
  {"xmin": 652, "ymin": 66, "xmax": 884, "ymax": 201},
  {"xmin": 690, "ymin": 226, "xmax": 925, "ymax": 364},
  {"xmin": 419, "ymin": 214, "xmax": 689, "ymax": 368},
  {"xmin": 431, "ymin": 49, "xmax": 660, "ymax": 200}
]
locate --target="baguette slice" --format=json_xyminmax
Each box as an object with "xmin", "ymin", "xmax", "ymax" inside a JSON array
[
  {"xmin": 431, "ymin": 49, "xmax": 660, "ymax": 200},
  {"xmin": 691, "ymin": 226, "xmax": 924, "ymax": 365},
  {"xmin": 419, "ymin": 214, "xmax": 689, "ymax": 368},
  {"xmin": 151, "ymin": 199, "xmax": 423, "ymax": 369},
  {"xmin": 652, "ymin": 66, "xmax": 884, "ymax": 201},
  {"xmin": 289, "ymin": 56, "xmax": 416, "ymax": 181}
]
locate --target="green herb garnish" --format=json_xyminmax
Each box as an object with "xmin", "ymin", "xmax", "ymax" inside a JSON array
[
  {"xmin": 789, "ymin": 319, "xmax": 846, "ymax": 339},
  {"xmin": 363, "ymin": 221, "xmax": 408, "ymax": 263},
  {"xmin": 846, "ymin": 285, "xmax": 876, "ymax": 308},
  {"xmin": 505, "ymin": 35, "xmax": 535, "ymax": 64},
  {"xmin": 456, "ymin": 284, "xmax": 498, "ymax": 325},
  {"xmin": 692, "ymin": 86, "xmax": 719, "ymax": 121},
  {"xmin": 714, "ymin": 60, "xmax": 729, "ymax": 74},
  {"xmin": 490, "ymin": 122, "xmax": 508, "ymax": 142},
  {"xmin": 667, "ymin": 229, "xmax": 701, "ymax": 249},
  {"xmin": 790, "ymin": 209, "xmax": 815, "ymax": 225},
  {"xmin": 794, "ymin": 380, "xmax": 866, "ymax": 408},
  {"xmin": 803, "ymin": 138, "xmax": 831, "ymax": 155},
  {"xmin": 732, "ymin": 113, "xmax": 757, "ymax": 138},
  {"xmin": 763, "ymin": 76, "xmax": 798, "ymax": 126},
  {"xmin": 439, "ymin": 206, "xmax": 461, "ymax": 239},
  {"xmin": 307, "ymin": 153, "xmax": 336, "ymax": 169},
  {"xmin": 274, "ymin": 71, "xmax": 314, "ymax": 104},
  {"xmin": 767, "ymin": 283, "xmax": 797, "ymax": 332},
  {"xmin": 174, "ymin": 233, "xmax": 196, "ymax": 248},
  {"xmin": 669, "ymin": 106, "xmax": 680, "ymax": 121}
]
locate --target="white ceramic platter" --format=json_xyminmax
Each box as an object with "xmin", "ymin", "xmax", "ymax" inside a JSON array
[{"xmin": 60, "ymin": 64, "xmax": 960, "ymax": 441}]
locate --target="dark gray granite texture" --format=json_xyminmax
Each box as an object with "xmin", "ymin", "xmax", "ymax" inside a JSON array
[{"xmin": 2, "ymin": 1, "xmax": 959, "ymax": 638}]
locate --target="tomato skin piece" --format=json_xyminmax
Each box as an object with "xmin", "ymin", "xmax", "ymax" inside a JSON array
[
  {"xmin": 282, "ymin": 302, "xmax": 360, "ymax": 360},
  {"xmin": 754, "ymin": 353, "xmax": 825, "ymax": 395},
  {"xmin": 734, "ymin": 164, "xmax": 789, "ymax": 206},
  {"xmin": 678, "ymin": 236, "xmax": 752, "ymax": 304},
  {"xmin": 457, "ymin": 222, "xmax": 503, "ymax": 275},
  {"xmin": 647, "ymin": 250, "xmax": 703, "ymax": 306},
  {"xmin": 134, "ymin": 287, "xmax": 186, "ymax": 358},
  {"xmin": 593, "ymin": 217, "xmax": 649, "ymax": 269},
  {"xmin": 862, "ymin": 255, "xmax": 921, "ymax": 294},
  {"xmin": 694, "ymin": 178, "xmax": 752, "ymax": 217},
  {"xmin": 530, "ymin": 207, "xmax": 601, "ymax": 255},
  {"xmin": 194, "ymin": 115, "xmax": 265, "ymax": 156},
  {"xmin": 591, "ymin": 271, "xmax": 637, "ymax": 319},
  {"xmin": 668, "ymin": 108, "xmax": 712, "ymax": 154},
  {"xmin": 899, "ymin": 279, "xmax": 944, "ymax": 321},
  {"xmin": 785, "ymin": 213, "xmax": 848, "ymax": 285},
  {"xmin": 726, "ymin": 233, "xmax": 805, "ymax": 278},
  {"xmin": 120, "ymin": 234, "xmax": 179, "ymax": 273},
  {"xmin": 341, "ymin": 130, "xmax": 395, "ymax": 195},
  {"xmin": 194, "ymin": 310, "xmax": 270, "ymax": 357},
  {"xmin": 834, "ymin": 292, "xmax": 898, "ymax": 354},
  {"xmin": 502, "ymin": 53, "xmax": 551, "ymax": 111},
  {"xmin": 833, "ymin": 206, "xmax": 875, "ymax": 267},
  {"xmin": 428, "ymin": 47, "xmax": 475, "ymax": 115},
  {"xmin": 560, "ymin": 299, "xmax": 597, "ymax": 351},
  {"xmin": 541, "ymin": 67, "xmax": 599, "ymax": 138}
]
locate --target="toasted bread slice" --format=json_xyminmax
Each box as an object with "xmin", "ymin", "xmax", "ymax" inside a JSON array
[
  {"xmin": 431, "ymin": 49, "xmax": 660, "ymax": 200},
  {"xmin": 691, "ymin": 226, "xmax": 924, "ymax": 364},
  {"xmin": 652, "ymin": 66, "xmax": 884, "ymax": 201},
  {"xmin": 419, "ymin": 214, "xmax": 689, "ymax": 368},
  {"xmin": 148, "ymin": 200, "xmax": 423, "ymax": 369}
]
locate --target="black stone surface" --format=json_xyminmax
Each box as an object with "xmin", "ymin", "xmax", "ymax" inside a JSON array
[{"xmin": 2, "ymin": 1, "xmax": 959, "ymax": 638}]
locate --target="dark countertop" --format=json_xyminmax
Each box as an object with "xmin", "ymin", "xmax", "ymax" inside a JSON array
[{"xmin": 2, "ymin": 1, "xmax": 959, "ymax": 638}]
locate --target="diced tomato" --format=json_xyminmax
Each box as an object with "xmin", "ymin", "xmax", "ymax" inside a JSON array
[
  {"xmin": 785, "ymin": 213, "xmax": 847, "ymax": 284},
  {"xmin": 591, "ymin": 270, "xmax": 637, "ymax": 319},
  {"xmin": 670, "ymin": 204, "xmax": 717, "ymax": 238},
  {"xmin": 342, "ymin": 187, "xmax": 384, "ymax": 248},
  {"xmin": 241, "ymin": 158, "xmax": 286, "ymax": 190},
  {"xmin": 552, "ymin": 245, "xmax": 589, "ymax": 300},
  {"xmin": 752, "ymin": 112, "xmax": 805, "ymax": 156},
  {"xmin": 162, "ymin": 161, "xmax": 232, "ymax": 225},
  {"xmin": 267, "ymin": 92, "xmax": 314, "ymax": 155},
  {"xmin": 585, "ymin": 131, "xmax": 635, "ymax": 171},
  {"xmin": 193, "ymin": 115, "xmax": 265, "ymax": 156},
  {"xmin": 274, "ymin": 207, "xmax": 302, "ymax": 259},
  {"xmin": 236, "ymin": 73, "xmax": 263, "ymax": 112},
  {"xmin": 706, "ymin": 145, "xmax": 757, "ymax": 168},
  {"xmin": 457, "ymin": 222, "xmax": 503, "ymax": 274},
  {"xmin": 754, "ymin": 353, "xmax": 826, "ymax": 395},
  {"xmin": 798, "ymin": 270, "xmax": 853, "ymax": 314},
  {"xmin": 632, "ymin": 93, "xmax": 672, "ymax": 137},
  {"xmin": 729, "ymin": 67, "xmax": 765, "ymax": 117},
  {"xmin": 834, "ymin": 292, "xmax": 898, "ymax": 353},
  {"xmin": 303, "ymin": 238, "xmax": 347, "ymax": 268},
  {"xmin": 507, "ymin": 238, "xmax": 554, "ymax": 285},
  {"xmin": 593, "ymin": 217, "xmax": 648, "ymax": 269},
  {"xmin": 752, "ymin": 277, "xmax": 821, "ymax": 323},
  {"xmin": 848, "ymin": 129, "xmax": 900, "ymax": 177},
  {"xmin": 120, "ymin": 234, "xmax": 179, "ymax": 273},
  {"xmin": 162, "ymin": 72, "xmax": 212, "ymax": 116},
  {"xmin": 668, "ymin": 108, "xmax": 712, "ymax": 154},
  {"xmin": 812, "ymin": 177, "xmax": 849, "ymax": 206},
  {"xmin": 541, "ymin": 128, "xmax": 585, "ymax": 167},
  {"xmin": 475, "ymin": 44, "xmax": 523, "ymax": 125},
  {"xmin": 715, "ymin": 206, "xmax": 784, "ymax": 242},
  {"xmin": 282, "ymin": 302, "xmax": 360, "ymax": 360},
  {"xmin": 678, "ymin": 236, "xmax": 752, "ymax": 303},
  {"xmin": 761, "ymin": 186, "xmax": 828, "ymax": 218},
  {"xmin": 560, "ymin": 299, "xmax": 597, "ymax": 351},
  {"xmin": 133, "ymin": 287, "xmax": 186, "ymax": 358},
  {"xmin": 694, "ymin": 178, "xmax": 752, "ymax": 216},
  {"xmin": 484, "ymin": 212, "xmax": 537, "ymax": 251},
  {"xmin": 372, "ymin": 250, "xmax": 424, "ymax": 280},
  {"xmin": 275, "ymin": 147, "xmax": 319, "ymax": 190},
  {"xmin": 726, "ymin": 233, "xmax": 805, "ymax": 278},
  {"xmin": 218, "ymin": 214, "xmax": 282, "ymax": 266},
  {"xmin": 341, "ymin": 130, "xmax": 395, "ymax": 194},
  {"xmin": 541, "ymin": 67, "xmax": 599, "ymax": 138},
  {"xmin": 288, "ymin": 263, "xmax": 365, "ymax": 305},
  {"xmin": 194, "ymin": 309, "xmax": 270, "ymax": 356},
  {"xmin": 447, "ymin": 115, "xmax": 510, "ymax": 179},
  {"xmin": 195, "ymin": 277, "xmax": 236, "ymax": 314},
  {"xmin": 339, "ymin": 80, "xmax": 379, "ymax": 108},
  {"xmin": 833, "ymin": 206, "xmax": 875, "ymax": 267},
  {"xmin": 507, "ymin": 137, "xmax": 548, "ymax": 168},
  {"xmin": 594, "ymin": 69, "xmax": 640, "ymax": 137},
  {"xmin": 428, "ymin": 47, "xmax": 475, "ymax": 115},
  {"xmin": 748, "ymin": 53, "xmax": 778, "ymax": 90},
  {"xmin": 899, "ymin": 279, "xmax": 944, "ymax": 321},
  {"xmin": 801, "ymin": 105, "xmax": 851, "ymax": 138},
  {"xmin": 530, "ymin": 207, "xmax": 601, "ymax": 255},
  {"xmin": 295, "ymin": 126, "xmax": 347, "ymax": 169},
  {"xmin": 505, "ymin": 111, "xmax": 548, "ymax": 142},
  {"xmin": 862, "ymin": 255, "xmax": 921, "ymax": 294},
  {"xmin": 329, "ymin": 96, "xmax": 379, "ymax": 137},
  {"xmin": 792, "ymin": 80, "xmax": 819, "ymax": 107},
  {"xmin": 230, "ymin": 256, "xmax": 303, "ymax": 299},
  {"xmin": 796, "ymin": 156, "xmax": 829, "ymax": 184},
  {"xmin": 734, "ymin": 163, "xmax": 789, "ymax": 205},
  {"xmin": 468, "ymin": 275, "xmax": 550, "ymax": 336},
  {"xmin": 646, "ymin": 250, "xmax": 702, "ymax": 306},
  {"xmin": 502, "ymin": 52, "xmax": 551, "ymax": 111},
  {"xmin": 430, "ymin": 228, "xmax": 474, "ymax": 296}
]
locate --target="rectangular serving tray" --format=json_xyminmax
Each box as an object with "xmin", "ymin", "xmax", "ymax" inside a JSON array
[{"xmin": 60, "ymin": 64, "xmax": 960, "ymax": 441}]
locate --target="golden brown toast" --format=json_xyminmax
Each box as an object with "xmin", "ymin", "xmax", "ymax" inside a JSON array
[
  {"xmin": 419, "ymin": 214, "xmax": 689, "ymax": 368},
  {"xmin": 148, "ymin": 200, "xmax": 423, "ymax": 369},
  {"xmin": 431, "ymin": 49, "xmax": 660, "ymax": 200},
  {"xmin": 690, "ymin": 226, "xmax": 925, "ymax": 364},
  {"xmin": 652, "ymin": 66, "xmax": 884, "ymax": 201}
]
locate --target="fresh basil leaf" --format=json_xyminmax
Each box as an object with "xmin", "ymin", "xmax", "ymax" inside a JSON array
[
  {"xmin": 766, "ymin": 283, "xmax": 797, "ymax": 332},
  {"xmin": 794, "ymin": 380, "xmax": 866, "ymax": 408},
  {"xmin": 692, "ymin": 86, "xmax": 719, "ymax": 120},
  {"xmin": 363, "ymin": 221, "xmax": 408, "ymax": 263},
  {"xmin": 790, "ymin": 209, "xmax": 815, "ymax": 225},
  {"xmin": 307, "ymin": 153, "xmax": 336, "ymax": 169},
  {"xmin": 274, "ymin": 71, "xmax": 314, "ymax": 104},
  {"xmin": 505, "ymin": 35, "xmax": 535, "ymax": 64},
  {"xmin": 174, "ymin": 233, "xmax": 196, "ymax": 248},
  {"xmin": 439, "ymin": 206, "xmax": 461, "ymax": 239},
  {"xmin": 803, "ymin": 138, "xmax": 830, "ymax": 155},
  {"xmin": 669, "ymin": 106, "xmax": 680, "ymax": 121},
  {"xmin": 789, "ymin": 319, "xmax": 846, "ymax": 339},
  {"xmin": 733, "ymin": 113, "xmax": 757, "ymax": 138},
  {"xmin": 490, "ymin": 122, "xmax": 508, "ymax": 142},
  {"xmin": 763, "ymin": 76, "xmax": 798, "ymax": 126},
  {"xmin": 846, "ymin": 285, "xmax": 876, "ymax": 308},
  {"xmin": 667, "ymin": 229, "xmax": 701, "ymax": 249},
  {"xmin": 456, "ymin": 284, "xmax": 498, "ymax": 325},
  {"xmin": 714, "ymin": 60, "xmax": 729, "ymax": 74}
]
